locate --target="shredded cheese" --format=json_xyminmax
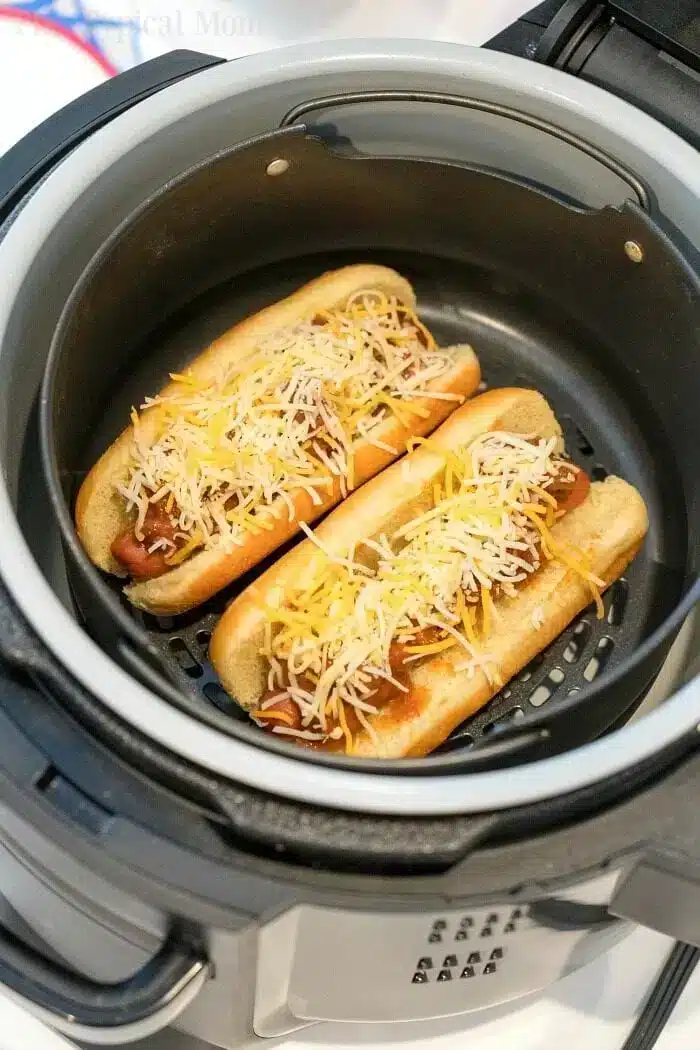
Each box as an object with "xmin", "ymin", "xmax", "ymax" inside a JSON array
[
  {"xmin": 259, "ymin": 431, "xmax": 603, "ymax": 747},
  {"xmin": 116, "ymin": 291, "xmax": 462, "ymax": 558},
  {"xmin": 252, "ymin": 708, "xmax": 294, "ymax": 727}
]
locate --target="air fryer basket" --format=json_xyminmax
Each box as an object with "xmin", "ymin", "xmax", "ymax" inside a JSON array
[{"xmin": 40, "ymin": 125, "xmax": 700, "ymax": 771}]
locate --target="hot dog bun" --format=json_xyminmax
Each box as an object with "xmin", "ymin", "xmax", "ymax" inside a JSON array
[
  {"xmin": 210, "ymin": 388, "xmax": 649, "ymax": 757},
  {"xmin": 75, "ymin": 264, "xmax": 480, "ymax": 615}
]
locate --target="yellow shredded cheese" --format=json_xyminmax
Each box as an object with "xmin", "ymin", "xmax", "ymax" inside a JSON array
[
  {"xmin": 164, "ymin": 529, "xmax": 204, "ymax": 566},
  {"xmin": 259, "ymin": 430, "xmax": 603, "ymax": 747},
  {"xmin": 115, "ymin": 292, "xmax": 464, "ymax": 560},
  {"xmin": 403, "ymin": 637, "xmax": 459, "ymax": 656},
  {"xmin": 252, "ymin": 709, "xmax": 294, "ymax": 727}
]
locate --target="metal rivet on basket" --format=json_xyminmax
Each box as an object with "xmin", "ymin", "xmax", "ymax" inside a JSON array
[
  {"xmin": 624, "ymin": 240, "xmax": 644, "ymax": 263},
  {"xmin": 266, "ymin": 158, "xmax": 289, "ymax": 177}
]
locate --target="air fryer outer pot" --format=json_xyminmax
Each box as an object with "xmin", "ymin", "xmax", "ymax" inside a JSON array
[
  {"xmin": 2, "ymin": 40, "xmax": 698, "ymax": 810},
  {"xmin": 0, "ymin": 34, "xmax": 697, "ymax": 973}
]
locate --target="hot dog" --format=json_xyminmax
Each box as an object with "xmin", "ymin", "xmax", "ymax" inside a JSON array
[
  {"xmin": 209, "ymin": 388, "xmax": 649, "ymax": 758},
  {"xmin": 74, "ymin": 265, "xmax": 481, "ymax": 615}
]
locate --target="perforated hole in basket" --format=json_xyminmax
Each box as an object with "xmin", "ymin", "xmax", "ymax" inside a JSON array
[{"xmin": 128, "ymin": 410, "xmax": 636, "ymax": 754}]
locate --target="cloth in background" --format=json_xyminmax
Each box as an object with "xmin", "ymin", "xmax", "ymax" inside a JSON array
[{"xmin": 0, "ymin": 0, "xmax": 535, "ymax": 154}]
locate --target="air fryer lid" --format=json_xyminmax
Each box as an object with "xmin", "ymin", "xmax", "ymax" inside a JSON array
[
  {"xmin": 41, "ymin": 119, "xmax": 700, "ymax": 771},
  {"xmin": 0, "ymin": 42, "xmax": 699, "ymax": 818}
]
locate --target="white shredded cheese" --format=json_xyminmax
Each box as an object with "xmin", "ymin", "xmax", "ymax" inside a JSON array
[
  {"xmin": 117, "ymin": 291, "xmax": 460, "ymax": 561},
  {"xmin": 263, "ymin": 431, "xmax": 603, "ymax": 749}
]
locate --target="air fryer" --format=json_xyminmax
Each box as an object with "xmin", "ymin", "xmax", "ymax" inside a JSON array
[{"xmin": 0, "ymin": 11, "xmax": 695, "ymax": 1050}]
